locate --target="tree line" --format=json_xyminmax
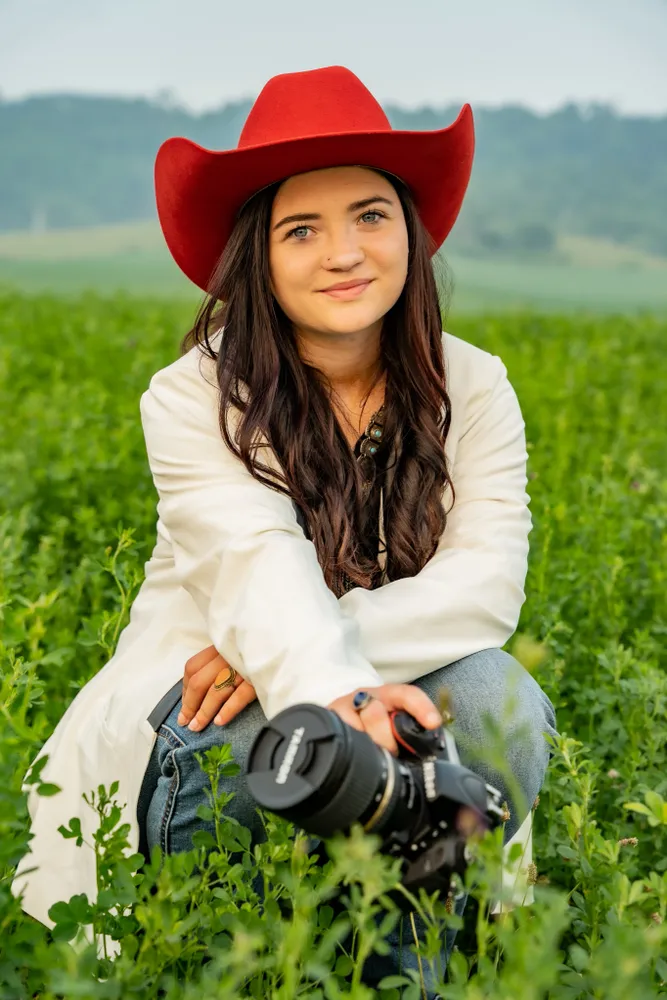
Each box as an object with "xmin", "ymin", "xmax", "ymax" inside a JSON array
[{"xmin": 1, "ymin": 93, "xmax": 665, "ymax": 257}]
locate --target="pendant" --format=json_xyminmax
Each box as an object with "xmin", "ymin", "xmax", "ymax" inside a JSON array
[{"xmin": 356, "ymin": 405, "xmax": 385, "ymax": 492}]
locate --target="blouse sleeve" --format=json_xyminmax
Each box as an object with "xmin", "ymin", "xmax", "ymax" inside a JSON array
[
  {"xmin": 337, "ymin": 356, "xmax": 532, "ymax": 681},
  {"xmin": 140, "ymin": 361, "xmax": 384, "ymax": 720}
]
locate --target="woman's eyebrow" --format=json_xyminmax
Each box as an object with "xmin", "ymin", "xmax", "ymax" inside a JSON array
[{"xmin": 272, "ymin": 195, "xmax": 394, "ymax": 232}]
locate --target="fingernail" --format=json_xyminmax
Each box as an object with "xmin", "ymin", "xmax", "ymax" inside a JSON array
[
  {"xmin": 177, "ymin": 713, "xmax": 186, "ymax": 726},
  {"xmin": 188, "ymin": 719, "xmax": 201, "ymax": 731},
  {"xmin": 428, "ymin": 712, "xmax": 442, "ymax": 726}
]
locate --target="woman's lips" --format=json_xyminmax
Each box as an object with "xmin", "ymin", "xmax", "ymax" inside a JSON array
[{"xmin": 320, "ymin": 280, "xmax": 373, "ymax": 300}]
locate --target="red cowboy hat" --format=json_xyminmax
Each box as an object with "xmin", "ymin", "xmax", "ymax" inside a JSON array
[{"xmin": 154, "ymin": 65, "xmax": 474, "ymax": 293}]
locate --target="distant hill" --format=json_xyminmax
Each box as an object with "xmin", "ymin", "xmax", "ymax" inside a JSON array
[{"xmin": 1, "ymin": 93, "xmax": 666, "ymax": 257}]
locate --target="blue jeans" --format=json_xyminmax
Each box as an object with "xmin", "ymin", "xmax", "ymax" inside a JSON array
[{"xmin": 137, "ymin": 647, "xmax": 557, "ymax": 998}]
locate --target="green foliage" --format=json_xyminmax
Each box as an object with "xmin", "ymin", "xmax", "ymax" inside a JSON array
[{"xmin": 1, "ymin": 292, "xmax": 666, "ymax": 995}]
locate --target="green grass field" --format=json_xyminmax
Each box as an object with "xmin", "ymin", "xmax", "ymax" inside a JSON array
[
  {"xmin": 1, "ymin": 221, "xmax": 667, "ymax": 314},
  {"xmin": 1, "ymin": 292, "xmax": 666, "ymax": 996}
]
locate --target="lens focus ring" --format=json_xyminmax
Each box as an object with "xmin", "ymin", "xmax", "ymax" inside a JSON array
[{"xmin": 301, "ymin": 724, "xmax": 384, "ymax": 836}]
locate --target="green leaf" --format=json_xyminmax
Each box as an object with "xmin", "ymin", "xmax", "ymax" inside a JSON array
[
  {"xmin": 569, "ymin": 944, "xmax": 589, "ymax": 972},
  {"xmin": 235, "ymin": 824, "xmax": 252, "ymax": 850},
  {"xmin": 218, "ymin": 829, "xmax": 245, "ymax": 852},
  {"xmin": 68, "ymin": 893, "xmax": 94, "ymax": 923},
  {"xmin": 377, "ymin": 909, "xmax": 401, "ymax": 937},
  {"xmin": 334, "ymin": 954, "xmax": 354, "ymax": 977},
  {"xmin": 644, "ymin": 790, "xmax": 664, "ymax": 816},
  {"xmin": 623, "ymin": 801, "xmax": 652, "ymax": 817},
  {"xmin": 447, "ymin": 949, "xmax": 469, "ymax": 981},
  {"xmin": 48, "ymin": 901, "xmax": 73, "ymax": 924},
  {"xmin": 580, "ymin": 856, "xmax": 593, "ymax": 877},
  {"xmin": 628, "ymin": 879, "xmax": 646, "ymax": 905},
  {"xmin": 37, "ymin": 782, "xmax": 62, "ymax": 797},
  {"xmin": 192, "ymin": 829, "xmax": 216, "ymax": 849},
  {"xmin": 373, "ymin": 939, "xmax": 391, "ymax": 956},
  {"xmin": 57, "ymin": 818, "xmax": 83, "ymax": 845},
  {"xmin": 25, "ymin": 755, "xmax": 49, "ymax": 785},
  {"xmin": 51, "ymin": 920, "xmax": 79, "ymax": 942}
]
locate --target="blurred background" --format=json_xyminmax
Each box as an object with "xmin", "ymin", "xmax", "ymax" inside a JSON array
[{"xmin": 1, "ymin": 0, "xmax": 666, "ymax": 314}]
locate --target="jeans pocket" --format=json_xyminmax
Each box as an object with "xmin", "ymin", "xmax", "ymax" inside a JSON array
[
  {"xmin": 154, "ymin": 725, "xmax": 186, "ymax": 855},
  {"xmin": 158, "ymin": 723, "xmax": 186, "ymax": 752}
]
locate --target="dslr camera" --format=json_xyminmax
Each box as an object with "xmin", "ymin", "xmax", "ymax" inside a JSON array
[{"xmin": 245, "ymin": 702, "xmax": 505, "ymax": 910}]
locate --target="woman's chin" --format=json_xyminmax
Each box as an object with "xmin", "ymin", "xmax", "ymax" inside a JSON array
[{"xmin": 311, "ymin": 305, "xmax": 384, "ymax": 334}]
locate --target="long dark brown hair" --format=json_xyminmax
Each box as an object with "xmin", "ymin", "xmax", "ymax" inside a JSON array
[{"xmin": 180, "ymin": 167, "xmax": 456, "ymax": 594}]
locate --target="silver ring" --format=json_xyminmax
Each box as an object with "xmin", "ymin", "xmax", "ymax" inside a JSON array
[{"xmin": 352, "ymin": 690, "xmax": 374, "ymax": 713}]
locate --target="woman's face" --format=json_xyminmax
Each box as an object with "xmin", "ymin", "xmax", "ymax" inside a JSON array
[{"xmin": 268, "ymin": 165, "xmax": 409, "ymax": 340}]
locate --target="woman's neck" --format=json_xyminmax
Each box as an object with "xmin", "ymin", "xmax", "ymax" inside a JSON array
[
  {"xmin": 295, "ymin": 323, "xmax": 382, "ymax": 391},
  {"xmin": 331, "ymin": 373, "xmax": 386, "ymax": 448},
  {"xmin": 293, "ymin": 322, "xmax": 386, "ymax": 444}
]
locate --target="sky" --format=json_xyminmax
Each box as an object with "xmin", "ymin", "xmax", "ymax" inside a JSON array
[{"xmin": 1, "ymin": 0, "xmax": 666, "ymax": 116}]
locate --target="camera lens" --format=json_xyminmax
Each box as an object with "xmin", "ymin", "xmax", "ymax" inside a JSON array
[{"xmin": 245, "ymin": 704, "xmax": 422, "ymax": 840}]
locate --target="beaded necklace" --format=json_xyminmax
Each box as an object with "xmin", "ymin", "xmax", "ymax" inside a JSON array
[
  {"xmin": 331, "ymin": 403, "xmax": 387, "ymax": 597},
  {"xmin": 356, "ymin": 403, "xmax": 386, "ymax": 496}
]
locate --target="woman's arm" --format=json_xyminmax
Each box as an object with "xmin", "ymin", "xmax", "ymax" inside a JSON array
[
  {"xmin": 140, "ymin": 359, "xmax": 384, "ymax": 721},
  {"xmin": 338, "ymin": 356, "xmax": 532, "ymax": 678}
]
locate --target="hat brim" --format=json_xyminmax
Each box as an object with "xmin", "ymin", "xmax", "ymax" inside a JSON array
[{"xmin": 155, "ymin": 103, "xmax": 474, "ymax": 293}]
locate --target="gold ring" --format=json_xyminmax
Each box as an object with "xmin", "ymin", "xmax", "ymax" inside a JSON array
[{"xmin": 213, "ymin": 666, "xmax": 237, "ymax": 691}]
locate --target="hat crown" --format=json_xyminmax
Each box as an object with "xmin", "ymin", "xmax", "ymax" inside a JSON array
[{"xmin": 237, "ymin": 65, "xmax": 392, "ymax": 149}]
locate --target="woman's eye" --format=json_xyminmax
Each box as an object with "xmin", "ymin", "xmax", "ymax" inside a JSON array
[{"xmin": 285, "ymin": 210, "xmax": 385, "ymax": 241}]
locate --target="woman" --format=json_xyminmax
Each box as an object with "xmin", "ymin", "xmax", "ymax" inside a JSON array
[{"xmin": 13, "ymin": 65, "xmax": 556, "ymax": 990}]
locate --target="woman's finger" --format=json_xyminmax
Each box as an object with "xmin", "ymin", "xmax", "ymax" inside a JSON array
[
  {"xmin": 332, "ymin": 699, "xmax": 398, "ymax": 755},
  {"xmin": 214, "ymin": 681, "xmax": 258, "ymax": 726},
  {"xmin": 186, "ymin": 667, "xmax": 244, "ymax": 732},
  {"xmin": 180, "ymin": 656, "xmax": 230, "ymax": 723},
  {"xmin": 183, "ymin": 645, "xmax": 219, "ymax": 681},
  {"xmin": 356, "ymin": 697, "xmax": 398, "ymax": 755},
  {"xmin": 371, "ymin": 684, "xmax": 442, "ymax": 730},
  {"xmin": 331, "ymin": 703, "xmax": 378, "ymax": 736},
  {"xmin": 182, "ymin": 645, "xmax": 220, "ymax": 702}
]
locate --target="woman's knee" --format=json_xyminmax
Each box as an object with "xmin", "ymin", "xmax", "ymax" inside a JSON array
[{"xmin": 414, "ymin": 648, "xmax": 557, "ymax": 813}]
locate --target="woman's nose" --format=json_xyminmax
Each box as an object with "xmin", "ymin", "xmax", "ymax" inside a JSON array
[{"xmin": 322, "ymin": 238, "xmax": 365, "ymax": 269}]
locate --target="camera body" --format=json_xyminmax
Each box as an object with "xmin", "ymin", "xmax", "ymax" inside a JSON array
[{"xmin": 245, "ymin": 702, "xmax": 505, "ymax": 910}]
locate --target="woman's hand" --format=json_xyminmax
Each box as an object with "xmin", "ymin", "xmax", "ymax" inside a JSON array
[
  {"xmin": 177, "ymin": 645, "xmax": 257, "ymax": 731},
  {"xmin": 327, "ymin": 684, "xmax": 442, "ymax": 756}
]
